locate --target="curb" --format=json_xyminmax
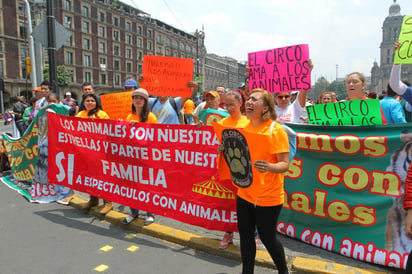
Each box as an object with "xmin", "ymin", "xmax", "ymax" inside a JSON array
[{"xmin": 69, "ymin": 195, "xmax": 390, "ymax": 274}]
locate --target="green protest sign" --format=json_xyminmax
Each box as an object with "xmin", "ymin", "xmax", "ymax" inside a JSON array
[
  {"xmin": 306, "ymin": 99, "xmax": 383, "ymax": 126},
  {"xmin": 394, "ymin": 15, "xmax": 412, "ymax": 64}
]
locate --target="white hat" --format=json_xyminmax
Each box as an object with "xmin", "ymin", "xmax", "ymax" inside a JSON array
[
  {"xmin": 132, "ymin": 88, "xmax": 149, "ymax": 101},
  {"xmin": 66, "ymin": 92, "xmax": 71, "ymax": 96}
]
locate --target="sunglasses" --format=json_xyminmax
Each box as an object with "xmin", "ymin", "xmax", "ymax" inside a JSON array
[{"xmin": 276, "ymin": 95, "xmax": 290, "ymax": 99}]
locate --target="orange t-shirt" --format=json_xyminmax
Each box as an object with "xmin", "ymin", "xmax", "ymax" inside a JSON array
[
  {"xmin": 125, "ymin": 112, "xmax": 158, "ymax": 123},
  {"xmin": 183, "ymin": 99, "xmax": 195, "ymax": 114},
  {"xmin": 218, "ymin": 115, "xmax": 249, "ymax": 128},
  {"xmin": 236, "ymin": 120, "xmax": 289, "ymax": 207},
  {"xmin": 76, "ymin": 110, "xmax": 110, "ymax": 119}
]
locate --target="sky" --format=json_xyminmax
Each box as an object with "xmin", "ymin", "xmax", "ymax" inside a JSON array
[{"xmin": 120, "ymin": 0, "xmax": 412, "ymax": 84}]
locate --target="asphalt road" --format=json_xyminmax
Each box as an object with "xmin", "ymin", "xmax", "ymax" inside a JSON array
[{"xmin": 0, "ymin": 181, "xmax": 278, "ymax": 274}]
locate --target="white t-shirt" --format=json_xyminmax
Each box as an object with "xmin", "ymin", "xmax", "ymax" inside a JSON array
[{"xmin": 275, "ymin": 99, "xmax": 306, "ymax": 124}]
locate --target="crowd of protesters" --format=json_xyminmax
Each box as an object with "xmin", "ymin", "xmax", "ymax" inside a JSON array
[{"xmin": 5, "ymin": 40, "xmax": 412, "ymax": 273}]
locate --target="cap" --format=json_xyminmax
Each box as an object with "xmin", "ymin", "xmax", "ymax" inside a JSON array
[
  {"xmin": 124, "ymin": 78, "xmax": 138, "ymax": 88},
  {"xmin": 205, "ymin": 91, "xmax": 220, "ymax": 98},
  {"xmin": 291, "ymin": 91, "xmax": 299, "ymax": 95},
  {"xmin": 238, "ymin": 82, "xmax": 245, "ymax": 89},
  {"xmin": 369, "ymin": 91, "xmax": 377, "ymax": 95},
  {"xmin": 32, "ymin": 86, "xmax": 42, "ymax": 92},
  {"xmin": 132, "ymin": 88, "xmax": 149, "ymax": 101},
  {"xmin": 66, "ymin": 92, "xmax": 71, "ymax": 96}
]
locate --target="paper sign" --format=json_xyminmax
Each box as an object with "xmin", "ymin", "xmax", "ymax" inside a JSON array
[
  {"xmin": 140, "ymin": 55, "xmax": 194, "ymax": 97},
  {"xmin": 306, "ymin": 99, "xmax": 383, "ymax": 126},
  {"xmin": 100, "ymin": 91, "xmax": 132, "ymax": 120},
  {"xmin": 394, "ymin": 15, "xmax": 412, "ymax": 64},
  {"xmin": 248, "ymin": 44, "xmax": 311, "ymax": 93}
]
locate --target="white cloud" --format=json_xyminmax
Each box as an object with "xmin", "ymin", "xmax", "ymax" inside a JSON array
[{"xmin": 121, "ymin": 0, "xmax": 412, "ymax": 79}]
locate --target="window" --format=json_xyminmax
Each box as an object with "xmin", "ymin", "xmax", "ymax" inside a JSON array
[
  {"xmin": 0, "ymin": 60, "xmax": 4, "ymax": 77},
  {"xmin": 99, "ymin": 12, "xmax": 105, "ymax": 22},
  {"xmin": 65, "ymin": 35, "xmax": 73, "ymax": 47},
  {"xmin": 147, "ymin": 30, "xmax": 152, "ymax": 38},
  {"xmin": 137, "ymin": 38, "xmax": 142, "ymax": 48},
  {"xmin": 64, "ymin": 0, "xmax": 71, "ymax": 11},
  {"xmin": 138, "ymin": 51, "xmax": 143, "ymax": 61},
  {"xmin": 113, "ymin": 17, "xmax": 119, "ymax": 26},
  {"xmin": 126, "ymin": 34, "xmax": 131, "ymax": 45},
  {"xmin": 138, "ymin": 64, "xmax": 142, "ymax": 75},
  {"xmin": 114, "ymin": 60, "xmax": 120, "ymax": 71},
  {"xmin": 137, "ymin": 26, "xmax": 142, "ymax": 35},
  {"xmin": 68, "ymin": 69, "xmax": 74, "ymax": 82},
  {"xmin": 113, "ymin": 45, "xmax": 119, "ymax": 56},
  {"xmin": 83, "ymin": 38, "xmax": 90, "ymax": 50},
  {"xmin": 84, "ymin": 71, "xmax": 91, "ymax": 83},
  {"xmin": 18, "ymin": 2, "xmax": 25, "ymax": 14},
  {"xmin": 99, "ymin": 42, "xmax": 105, "ymax": 53},
  {"xmin": 147, "ymin": 41, "xmax": 152, "ymax": 50},
  {"xmin": 19, "ymin": 22, "xmax": 27, "ymax": 39},
  {"xmin": 65, "ymin": 51, "xmax": 73, "ymax": 64},
  {"xmin": 64, "ymin": 16, "xmax": 72, "ymax": 29},
  {"xmin": 100, "ymin": 74, "xmax": 106, "ymax": 85},
  {"xmin": 115, "ymin": 74, "xmax": 120, "ymax": 85},
  {"xmin": 82, "ymin": 6, "xmax": 89, "ymax": 17},
  {"xmin": 83, "ymin": 55, "xmax": 91, "ymax": 66},
  {"xmin": 99, "ymin": 57, "xmax": 106, "ymax": 65},
  {"xmin": 126, "ymin": 22, "xmax": 131, "ymax": 31},
  {"xmin": 126, "ymin": 48, "xmax": 132, "ymax": 59},
  {"xmin": 98, "ymin": 26, "xmax": 105, "ymax": 37},
  {"xmin": 82, "ymin": 21, "xmax": 89, "ymax": 33},
  {"xmin": 113, "ymin": 30, "xmax": 119, "ymax": 41},
  {"xmin": 126, "ymin": 62, "xmax": 132, "ymax": 73}
]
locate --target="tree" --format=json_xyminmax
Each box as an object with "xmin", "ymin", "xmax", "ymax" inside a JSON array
[
  {"xmin": 43, "ymin": 65, "xmax": 73, "ymax": 88},
  {"xmin": 327, "ymin": 81, "xmax": 346, "ymax": 101},
  {"xmin": 309, "ymin": 76, "xmax": 329, "ymax": 102}
]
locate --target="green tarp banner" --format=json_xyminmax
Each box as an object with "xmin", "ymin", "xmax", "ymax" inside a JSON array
[
  {"xmin": 2, "ymin": 104, "xmax": 69, "ymax": 182},
  {"xmin": 280, "ymin": 123, "xmax": 410, "ymax": 269}
]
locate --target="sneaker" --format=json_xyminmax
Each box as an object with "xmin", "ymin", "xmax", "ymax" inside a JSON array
[
  {"xmin": 144, "ymin": 216, "xmax": 155, "ymax": 225},
  {"xmin": 219, "ymin": 232, "xmax": 234, "ymax": 249},
  {"xmin": 57, "ymin": 194, "xmax": 73, "ymax": 205},
  {"xmin": 122, "ymin": 214, "xmax": 138, "ymax": 224}
]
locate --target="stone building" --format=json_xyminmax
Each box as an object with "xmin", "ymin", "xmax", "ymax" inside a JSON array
[{"xmin": 370, "ymin": 0, "xmax": 412, "ymax": 93}]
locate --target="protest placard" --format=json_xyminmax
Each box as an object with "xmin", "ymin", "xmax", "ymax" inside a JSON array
[
  {"xmin": 394, "ymin": 15, "xmax": 412, "ymax": 64},
  {"xmin": 306, "ymin": 99, "xmax": 383, "ymax": 126},
  {"xmin": 248, "ymin": 44, "xmax": 311, "ymax": 93},
  {"xmin": 100, "ymin": 91, "xmax": 133, "ymax": 120},
  {"xmin": 140, "ymin": 56, "xmax": 194, "ymax": 97}
]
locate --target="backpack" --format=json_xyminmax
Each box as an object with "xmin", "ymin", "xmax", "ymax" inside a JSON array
[
  {"xmin": 270, "ymin": 121, "xmax": 297, "ymax": 162},
  {"xmin": 151, "ymin": 97, "xmax": 184, "ymax": 124}
]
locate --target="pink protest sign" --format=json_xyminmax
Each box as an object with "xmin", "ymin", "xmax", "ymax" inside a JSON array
[{"xmin": 248, "ymin": 44, "xmax": 311, "ymax": 93}]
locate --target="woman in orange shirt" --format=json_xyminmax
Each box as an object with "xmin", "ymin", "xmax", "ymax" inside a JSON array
[
  {"xmin": 76, "ymin": 94, "xmax": 112, "ymax": 215},
  {"xmin": 217, "ymin": 90, "xmax": 249, "ymax": 249},
  {"xmin": 123, "ymin": 88, "xmax": 158, "ymax": 226},
  {"xmin": 238, "ymin": 88, "xmax": 290, "ymax": 274}
]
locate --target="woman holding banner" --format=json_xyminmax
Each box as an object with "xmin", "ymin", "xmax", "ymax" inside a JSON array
[
  {"xmin": 76, "ymin": 93, "xmax": 113, "ymax": 215},
  {"xmin": 237, "ymin": 88, "xmax": 290, "ymax": 274},
  {"xmin": 217, "ymin": 90, "xmax": 250, "ymax": 249},
  {"xmin": 122, "ymin": 88, "xmax": 157, "ymax": 226}
]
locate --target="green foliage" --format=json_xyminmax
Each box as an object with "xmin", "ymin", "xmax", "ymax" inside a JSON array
[
  {"xmin": 310, "ymin": 76, "xmax": 346, "ymax": 102},
  {"xmin": 43, "ymin": 65, "xmax": 73, "ymax": 87}
]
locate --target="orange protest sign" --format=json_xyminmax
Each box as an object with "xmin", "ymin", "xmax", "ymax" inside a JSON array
[
  {"xmin": 100, "ymin": 91, "xmax": 132, "ymax": 120},
  {"xmin": 140, "ymin": 55, "xmax": 194, "ymax": 97}
]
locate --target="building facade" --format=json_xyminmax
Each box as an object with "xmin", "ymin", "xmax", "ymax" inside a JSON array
[{"xmin": 370, "ymin": 1, "xmax": 412, "ymax": 93}]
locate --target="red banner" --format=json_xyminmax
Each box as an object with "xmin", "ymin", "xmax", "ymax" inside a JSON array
[{"xmin": 47, "ymin": 113, "xmax": 237, "ymax": 231}]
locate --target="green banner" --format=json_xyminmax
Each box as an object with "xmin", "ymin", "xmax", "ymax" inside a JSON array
[
  {"xmin": 306, "ymin": 99, "xmax": 383, "ymax": 126},
  {"xmin": 198, "ymin": 109, "xmax": 229, "ymax": 125},
  {"xmin": 2, "ymin": 104, "xmax": 69, "ymax": 182},
  {"xmin": 394, "ymin": 15, "xmax": 412, "ymax": 64},
  {"xmin": 280, "ymin": 123, "xmax": 410, "ymax": 269}
]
